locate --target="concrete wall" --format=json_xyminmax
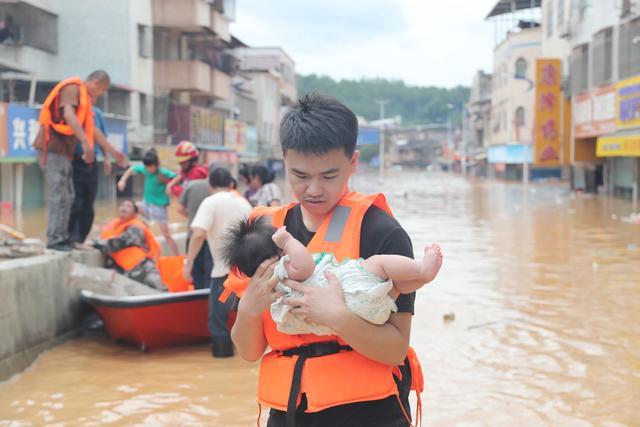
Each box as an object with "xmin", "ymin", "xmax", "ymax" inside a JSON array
[
  {"xmin": 0, "ymin": 232, "xmax": 186, "ymax": 381},
  {"xmin": 0, "ymin": 250, "xmax": 101, "ymax": 381}
]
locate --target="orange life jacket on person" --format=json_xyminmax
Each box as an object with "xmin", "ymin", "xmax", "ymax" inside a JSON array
[
  {"xmin": 222, "ymin": 192, "xmax": 424, "ymax": 426},
  {"xmin": 100, "ymin": 217, "xmax": 160, "ymax": 272},
  {"xmin": 38, "ymin": 76, "xmax": 95, "ymax": 161}
]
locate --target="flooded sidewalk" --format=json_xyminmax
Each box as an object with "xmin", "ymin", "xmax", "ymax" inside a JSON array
[{"xmin": 1, "ymin": 171, "xmax": 639, "ymax": 426}]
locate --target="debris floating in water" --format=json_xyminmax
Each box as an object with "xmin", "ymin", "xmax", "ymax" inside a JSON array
[{"xmin": 443, "ymin": 312, "xmax": 456, "ymax": 323}]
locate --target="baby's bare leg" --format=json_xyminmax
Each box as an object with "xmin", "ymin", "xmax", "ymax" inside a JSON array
[
  {"xmin": 361, "ymin": 243, "xmax": 443, "ymax": 294},
  {"xmin": 272, "ymin": 227, "xmax": 315, "ymax": 281}
]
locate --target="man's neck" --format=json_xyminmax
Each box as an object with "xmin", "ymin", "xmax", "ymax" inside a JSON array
[{"xmin": 210, "ymin": 187, "xmax": 229, "ymax": 195}]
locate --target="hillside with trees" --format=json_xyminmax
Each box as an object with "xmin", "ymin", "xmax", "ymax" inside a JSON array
[{"xmin": 297, "ymin": 74, "xmax": 469, "ymax": 125}]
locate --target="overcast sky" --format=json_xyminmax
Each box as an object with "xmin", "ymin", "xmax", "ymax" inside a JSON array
[{"xmin": 231, "ymin": 0, "xmax": 499, "ymax": 88}]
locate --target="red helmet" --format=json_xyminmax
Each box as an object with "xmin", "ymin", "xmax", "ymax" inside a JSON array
[{"xmin": 175, "ymin": 141, "xmax": 199, "ymax": 162}]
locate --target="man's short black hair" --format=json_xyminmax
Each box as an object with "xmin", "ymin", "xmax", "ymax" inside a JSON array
[
  {"xmin": 209, "ymin": 167, "xmax": 232, "ymax": 189},
  {"xmin": 280, "ymin": 92, "xmax": 358, "ymax": 157},
  {"xmin": 142, "ymin": 148, "xmax": 158, "ymax": 166},
  {"xmin": 223, "ymin": 216, "xmax": 279, "ymax": 277},
  {"xmin": 87, "ymin": 70, "xmax": 111, "ymax": 85}
]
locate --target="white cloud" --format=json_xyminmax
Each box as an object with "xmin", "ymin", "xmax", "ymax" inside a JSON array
[{"xmin": 231, "ymin": 0, "xmax": 499, "ymax": 87}]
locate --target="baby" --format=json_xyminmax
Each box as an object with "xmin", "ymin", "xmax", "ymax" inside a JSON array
[{"xmin": 223, "ymin": 217, "xmax": 443, "ymax": 335}]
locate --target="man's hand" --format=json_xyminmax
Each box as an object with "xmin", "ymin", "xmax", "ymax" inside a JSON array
[
  {"xmin": 117, "ymin": 180, "xmax": 126, "ymax": 192},
  {"xmin": 165, "ymin": 186, "xmax": 173, "ymax": 197},
  {"xmin": 82, "ymin": 138, "xmax": 95, "ymax": 164},
  {"xmin": 183, "ymin": 259, "xmax": 193, "ymax": 282},
  {"xmin": 103, "ymin": 160, "xmax": 112, "ymax": 176},
  {"xmin": 112, "ymin": 149, "xmax": 128, "ymax": 168},
  {"xmin": 238, "ymin": 257, "xmax": 283, "ymax": 318},
  {"xmin": 283, "ymin": 271, "xmax": 350, "ymax": 330}
]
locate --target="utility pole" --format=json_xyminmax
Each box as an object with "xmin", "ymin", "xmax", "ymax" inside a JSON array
[
  {"xmin": 376, "ymin": 100, "xmax": 388, "ymax": 182},
  {"xmin": 461, "ymin": 104, "xmax": 467, "ymax": 177}
]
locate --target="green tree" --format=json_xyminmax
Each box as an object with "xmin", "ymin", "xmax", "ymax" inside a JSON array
[{"xmin": 297, "ymin": 74, "xmax": 470, "ymax": 126}]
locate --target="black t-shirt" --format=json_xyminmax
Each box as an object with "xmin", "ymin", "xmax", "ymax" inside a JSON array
[
  {"xmin": 284, "ymin": 204, "xmax": 416, "ymax": 314},
  {"xmin": 268, "ymin": 204, "xmax": 416, "ymax": 426}
]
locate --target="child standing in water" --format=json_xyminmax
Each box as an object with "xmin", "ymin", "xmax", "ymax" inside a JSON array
[
  {"xmin": 224, "ymin": 216, "xmax": 443, "ymax": 335},
  {"xmin": 117, "ymin": 149, "xmax": 179, "ymax": 255}
]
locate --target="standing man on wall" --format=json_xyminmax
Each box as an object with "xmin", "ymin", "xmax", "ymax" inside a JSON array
[{"xmin": 34, "ymin": 70, "xmax": 111, "ymax": 251}]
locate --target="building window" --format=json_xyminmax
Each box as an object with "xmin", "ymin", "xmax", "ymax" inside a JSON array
[
  {"xmin": 593, "ymin": 27, "xmax": 613, "ymax": 85},
  {"xmin": 514, "ymin": 107, "xmax": 526, "ymax": 127},
  {"xmin": 621, "ymin": 0, "xmax": 632, "ymax": 17},
  {"xmin": 515, "ymin": 58, "xmax": 528, "ymax": 78},
  {"xmin": 140, "ymin": 93, "xmax": 151, "ymax": 126},
  {"xmin": 138, "ymin": 24, "xmax": 152, "ymax": 58},
  {"xmin": 577, "ymin": 0, "xmax": 589, "ymax": 20},
  {"xmin": 570, "ymin": 43, "xmax": 589, "ymax": 95},
  {"xmin": 96, "ymin": 89, "xmax": 131, "ymax": 118},
  {"xmin": 619, "ymin": 17, "xmax": 640, "ymax": 79},
  {"xmin": 556, "ymin": 0, "xmax": 564, "ymax": 31},
  {"xmin": 546, "ymin": 0, "xmax": 553, "ymax": 37}
]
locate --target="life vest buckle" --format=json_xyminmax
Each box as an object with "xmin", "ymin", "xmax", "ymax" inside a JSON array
[{"xmin": 280, "ymin": 342, "xmax": 352, "ymax": 358}]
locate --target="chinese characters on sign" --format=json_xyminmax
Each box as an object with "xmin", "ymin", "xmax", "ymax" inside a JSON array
[
  {"xmin": 534, "ymin": 59, "xmax": 562, "ymax": 166},
  {"xmin": 573, "ymin": 85, "xmax": 616, "ymax": 138},
  {"xmin": 7, "ymin": 105, "xmax": 40, "ymax": 158},
  {"xmin": 616, "ymin": 76, "xmax": 640, "ymax": 130}
]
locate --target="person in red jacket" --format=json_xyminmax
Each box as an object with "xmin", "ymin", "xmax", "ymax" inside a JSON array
[{"xmin": 166, "ymin": 141, "xmax": 208, "ymax": 198}]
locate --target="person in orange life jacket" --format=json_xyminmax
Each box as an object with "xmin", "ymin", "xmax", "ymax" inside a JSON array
[
  {"xmin": 69, "ymin": 105, "xmax": 128, "ymax": 250},
  {"xmin": 229, "ymin": 93, "xmax": 422, "ymax": 426},
  {"xmin": 117, "ymin": 149, "xmax": 179, "ymax": 256},
  {"xmin": 92, "ymin": 200, "xmax": 167, "ymax": 291},
  {"xmin": 33, "ymin": 70, "xmax": 110, "ymax": 252},
  {"xmin": 223, "ymin": 217, "xmax": 442, "ymax": 335},
  {"xmin": 183, "ymin": 167, "xmax": 252, "ymax": 358},
  {"xmin": 165, "ymin": 141, "xmax": 208, "ymax": 198}
]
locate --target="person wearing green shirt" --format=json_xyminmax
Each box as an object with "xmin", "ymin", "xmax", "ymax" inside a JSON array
[{"xmin": 117, "ymin": 148, "xmax": 179, "ymax": 255}]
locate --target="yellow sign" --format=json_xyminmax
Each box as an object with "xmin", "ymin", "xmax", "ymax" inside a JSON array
[
  {"xmin": 596, "ymin": 134, "xmax": 640, "ymax": 157},
  {"xmin": 533, "ymin": 59, "xmax": 562, "ymax": 166},
  {"xmin": 615, "ymin": 75, "xmax": 640, "ymax": 130}
]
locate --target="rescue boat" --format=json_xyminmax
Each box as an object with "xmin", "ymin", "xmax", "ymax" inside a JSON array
[{"xmin": 80, "ymin": 256, "xmax": 212, "ymax": 351}]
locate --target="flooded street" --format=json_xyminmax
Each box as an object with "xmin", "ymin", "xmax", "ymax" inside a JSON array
[{"xmin": 1, "ymin": 171, "xmax": 639, "ymax": 426}]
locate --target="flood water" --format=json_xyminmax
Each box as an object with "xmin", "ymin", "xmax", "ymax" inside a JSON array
[{"xmin": 1, "ymin": 170, "xmax": 639, "ymax": 426}]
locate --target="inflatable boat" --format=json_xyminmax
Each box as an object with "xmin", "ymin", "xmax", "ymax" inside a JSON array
[{"xmin": 80, "ymin": 256, "xmax": 211, "ymax": 351}]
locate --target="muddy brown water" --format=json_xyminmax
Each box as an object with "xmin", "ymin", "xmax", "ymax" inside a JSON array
[{"xmin": 1, "ymin": 171, "xmax": 639, "ymax": 426}]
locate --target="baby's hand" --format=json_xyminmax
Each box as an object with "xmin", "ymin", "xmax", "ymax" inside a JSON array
[{"xmin": 272, "ymin": 226, "xmax": 293, "ymax": 248}]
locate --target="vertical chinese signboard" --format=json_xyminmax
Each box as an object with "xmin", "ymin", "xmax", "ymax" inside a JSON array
[{"xmin": 534, "ymin": 59, "xmax": 562, "ymax": 166}]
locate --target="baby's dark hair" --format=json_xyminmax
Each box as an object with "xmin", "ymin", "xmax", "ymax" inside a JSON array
[{"xmin": 223, "ymin": 216, "xmax": 279, "ymax": 277}]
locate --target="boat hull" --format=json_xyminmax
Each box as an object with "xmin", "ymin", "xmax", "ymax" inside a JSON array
[{"xmin": 81, "ymin": 289, "xmax": 211, "ymax": 351}]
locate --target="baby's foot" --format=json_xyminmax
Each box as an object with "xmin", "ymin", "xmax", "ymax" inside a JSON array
[
  {"xmin": 419, "ymin": 243, "xmax": 443, "ymax": 283},
  {"xmin": 272, "ymin": 226, "xmax": 293, "ymax": 248}
]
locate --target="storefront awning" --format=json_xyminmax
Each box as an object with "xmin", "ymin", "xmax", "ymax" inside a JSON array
[{"xmin": 596, "ymin": 132, "xmax": 640, "ymax": 157}]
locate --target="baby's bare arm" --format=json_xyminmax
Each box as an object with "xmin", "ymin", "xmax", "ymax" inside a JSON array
[
  {"xmin": 272, "ymin": 227, "xmax": 315, "ymax": 281},
  {"xmin": 361, "ymin": 244, "xmax": 443, "ymax": 295}
]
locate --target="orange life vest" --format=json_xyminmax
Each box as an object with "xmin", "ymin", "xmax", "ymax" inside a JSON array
[
  {"xmin": 38, "ymin": 77, "xmax": 95, "ymax": 161},
  {"xmin": 222, "ymin": 192, "xmax": 424, "ymax": 425},
  {"xmin": 100, "ymin": 217, "xmax": 160, "ymax": 272}
]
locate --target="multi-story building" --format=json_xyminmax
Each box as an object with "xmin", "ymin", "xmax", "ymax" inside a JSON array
[
  {"xmin": 486, "ymin": 10, "xmax": 543, "ymax": 180},
  {"xmin": 234, "ymin": 47, "xmax": 296, "ymax": 159},
  {"xmin": 559, "ymin": 0, "xmax": 640, "ymax": 201},
  {"xmin": 151, "ymin": 0, "xmax": 236, "ymax": 168},
  {"xmin": 464, "ymin": 70, "xmax": 492, "ymax": 175},
  {"xmin": 0, "ymin": 0, "xmax": 142, "ymax": 209}
]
